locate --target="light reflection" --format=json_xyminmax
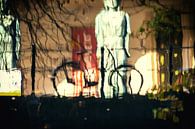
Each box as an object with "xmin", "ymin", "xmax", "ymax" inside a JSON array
[
  {"xmin": 56, "ymin": 52, "xmax": 159, "ymax": 97},
  {"xmin": 134, "ymin": 52, "xmax": 158, "ymax": 95},
  {"xmin": 160, "ymin": 55, "xmax": 165, "ymax": 65},
  {"xmin": 56, "ymin": 68, "xmax": 99, "ymax": 97},
  {"xmin": 106, "ymin": 108, "xmax": 110, "ymax": 112}
]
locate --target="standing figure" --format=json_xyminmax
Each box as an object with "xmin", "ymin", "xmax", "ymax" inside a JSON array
[
  {"xmin": 0, "ymin": 0, "xmax": 20, "ymax": 70},
  {"xmin": 95, "ymin": 0, "xmax": 131, "ymax": 98}
]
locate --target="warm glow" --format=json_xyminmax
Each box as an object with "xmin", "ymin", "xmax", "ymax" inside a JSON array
[
  {"xmin": 160, "ymin": 55, "xmax": 164, "ymax": 65},
  {"xmin": 161, "ymin": 73, "xmax": 165, "ymax": 83},
  {"xmin": 130, "ymin": 69, "xmax": 143, "ymax": 93},
  {"xmin": 174, "ymin": 53, "xmax": 178, "ymax": 58},
  {"xmin": 0, "ymin": 70, "xmax": 21, "ymax": 96},
  {"xmin": 56, "ymin": 52, "xmax": 164, "ymax": 96},
  {"xmin": 56, "ymin": 68, "xmax": 99, "ymax": 97},
  {"xmin": 134, "ymin": 52, "xmax": 158, "ymax": 95},
  {"xmin": 175, "ymin": 70, "xmax": 179, "ymax": 76}
]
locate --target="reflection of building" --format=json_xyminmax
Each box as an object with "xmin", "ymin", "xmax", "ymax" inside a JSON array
[
  {"xmin": 0, "ymin": 16, "xmax": 20, "ymax": 70},
  {"xmin": 14, "ymin": 0, "xmax": 195, "ymax": 96},
  {"xmin": 0, "ymin": 0, "xmax": 21, "ymax": 70},
  {"xmin": 71, "ymin": 27, "xmax": 99, "ymax": 96},
  {"xmin": 157, "ymin": 23, "xmax": 183, "ymax": 87},
  {"xmin": 0, "ymin": 0, "xmax": 21, "ymax": 96}
]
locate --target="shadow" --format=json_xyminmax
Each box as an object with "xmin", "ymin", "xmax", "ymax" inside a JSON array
[{"xmin": 0, "ymin": 92, "xmax": 195, "ymax": 129}]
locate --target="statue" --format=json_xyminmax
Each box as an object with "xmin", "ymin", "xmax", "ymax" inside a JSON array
[
  {"xmin": 95, "ymin": 0, "xmax": 131, "ymax": 98},
  {"xmin": 0, "ymin": 0, "xmax": 21, "ymax": 95},
  {"xmin": 0, "ymin": 0, "xmax": 20, "ymax": 70}
]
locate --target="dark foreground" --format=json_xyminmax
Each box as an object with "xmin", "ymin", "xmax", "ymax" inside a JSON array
[{"xmin": 0, "ymin": 94, "xmax": 195, "ymax": 129}]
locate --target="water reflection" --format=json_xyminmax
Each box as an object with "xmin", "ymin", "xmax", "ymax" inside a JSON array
[
  {"xmin": 1, "ymin": 88, "xmax": 195, "ymax": 129},
  {"xmin": 147, "ymin": 68, "xmax": 195, "ymax": 123},
  {"xmin": 152, "ymin": 100, "xmax": 183, "ymax": 123}
]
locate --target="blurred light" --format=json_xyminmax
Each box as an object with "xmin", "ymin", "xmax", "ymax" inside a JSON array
[
  {"xmin": 11, "ymin": 97, "xmax": 16, "ymax": 100},
  {"xmin": 160, "ymin": 55, "xmax": 164, "ymax": 65},
  {"xmin": 174, "ymin": 53, "xmax": 178, "ymax": 58},
  {"xmin": 134, "ymin": 52, "xmax": 158, "ymax": 95},
  {"xmin": 84, "ymin": 117, "xmax": 87, "ymax": 120},
  {"xmin": 175, "ymin": 70, "xmax": 179, "ymax": 75},
  {"xmin": 43, "ymin": 123, "xmax": 50, "ymax": 129},
  {"xmin": 161, "ymin": 73, "xmax": 165, "ymax": 83}
]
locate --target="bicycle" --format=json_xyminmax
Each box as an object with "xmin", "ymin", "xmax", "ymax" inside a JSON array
[
  {"xmin": 99, "ymin": 46, "xmax": 144, "ymax": 98},
  {"xmin": 51, "ymin": 46, "xmax": 143, "ymax": 98},
  {"xmin": 50, "ymin": 50, "xmax": 99, "ymax": 97}
]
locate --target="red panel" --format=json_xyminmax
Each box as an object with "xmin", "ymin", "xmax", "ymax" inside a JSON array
[
  {"xmin": 72, "ymin": 27, "xmax": 98, "ymax": 70},
  {"xmin": 71, "ymin": 27, "xmax": 98, "ymax": 94}
]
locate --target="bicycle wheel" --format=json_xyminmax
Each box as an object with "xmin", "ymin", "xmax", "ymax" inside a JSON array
[
  {"xmin": 109, "ymin": 64, "xmax": 143, "ymax": 95},
  {"xmin": 50, "ymin": 61, "xmax": 80, "ymax": 97}
]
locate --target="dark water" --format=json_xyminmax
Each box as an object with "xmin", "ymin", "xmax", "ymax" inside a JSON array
[{"xmin": 0, "ymin": 94, "xmax": 194, "ymax": 129}]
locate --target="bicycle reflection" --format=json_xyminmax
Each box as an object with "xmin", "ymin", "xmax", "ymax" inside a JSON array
[{"xmin": 55, "ymin": 66, "xmax": 99, "ymax": 98}]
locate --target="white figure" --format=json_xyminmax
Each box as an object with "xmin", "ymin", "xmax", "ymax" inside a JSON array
[
  {"xmin": 95, "ymin": 0, "xmax": 131, "ymax": 98},
  {"xmin": 0, "ymin": 13, "xmax": 20, "ymax": 70}
]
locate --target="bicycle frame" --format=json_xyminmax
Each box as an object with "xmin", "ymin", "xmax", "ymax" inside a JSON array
[
  {"xmin": 51, "ymin": 50, "xmax": 99, "ymax": 97},
  {"xmin": 100, "ymin": 46, "xmax": 144, "ymax": 96},
  {"xmin": 51, "ymin": 47, "xmax": 143, "ymax": 98}
]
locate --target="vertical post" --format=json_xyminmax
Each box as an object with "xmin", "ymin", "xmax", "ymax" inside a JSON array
[
  {"xmin": 31, "ymin": 43, "xmax": 36, "ymax": 95},
  {"xmin": 169, "ymin": 44, "xmax": 173, "ymax": 85},
  {"xmin": 100, "ymin": 47, "xmax": 105, "ymax": 98},
  {"xmin": 11, "ymin": 19, "xmax": 17, "ymax": 67}
]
